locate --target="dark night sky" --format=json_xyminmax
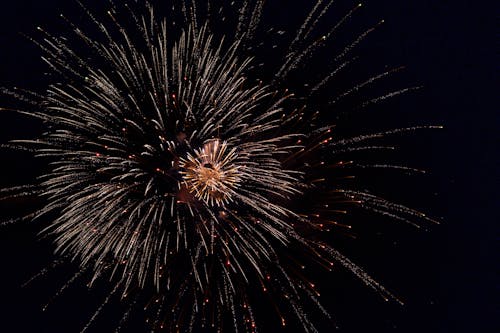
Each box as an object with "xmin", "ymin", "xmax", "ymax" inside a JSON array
[{"xmin": 0, "ymin": 1, "xmax": 497, "ymax": 332}]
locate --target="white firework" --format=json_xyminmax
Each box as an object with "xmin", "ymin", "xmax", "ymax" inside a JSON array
[{"xmin": 0, "ymin": 1, "xmax": 440, "ymax": 332}]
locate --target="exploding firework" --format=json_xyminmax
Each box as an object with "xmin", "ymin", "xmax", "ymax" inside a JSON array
[
  {"xmin": 179, "ymin": 139, "xmax": 241, "ymax": 206},
  {"xmin": 0, "ymin": 1, "xmax": 440, "ymax": 332}
]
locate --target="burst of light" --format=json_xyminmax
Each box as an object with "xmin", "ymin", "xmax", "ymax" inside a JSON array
[
  {"xmin": 0, "ymin": 1, "xmax": 440, "ymax": 332},
  {"xmin": 179, "ymin": 139, "xmax": 241, "ymax": 206}
]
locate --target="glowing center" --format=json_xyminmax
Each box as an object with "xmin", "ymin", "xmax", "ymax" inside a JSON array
[{"xmin": 180, "ymin": 140, "xmax": 240, "ymax": 206}]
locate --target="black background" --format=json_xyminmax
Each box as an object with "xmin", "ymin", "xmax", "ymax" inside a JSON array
[{"xmin": 0, "ymin": 1, "xmax": 497, "ymax": 332}]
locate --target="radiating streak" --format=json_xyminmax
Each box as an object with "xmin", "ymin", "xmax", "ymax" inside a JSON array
[
  {"xmin": 329, "ymin": 66, "xmax": 405, "ymax": 105},
  {"xmin": 277, "ymin": 3, "xmax": 362, "ymax": 79},
  {"xmin": 21, "ymin": 259, "xmax": 64, "ymax": 288},
  {"xmin": 80, "ymin": 283, "xmax": 121, "ymax": 333},
  {"xmin": 43, "ymin": 270, "xmax": 84, "ymax": 311}
]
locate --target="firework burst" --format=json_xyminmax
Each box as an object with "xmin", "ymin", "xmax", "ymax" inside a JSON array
[
  {"xmin": 0, "ymin": 1, "xmax": 439, "ymax": 332},
  {"xmin": 180, "ymin": 139, "xmax": 241, "ymax": 206}
]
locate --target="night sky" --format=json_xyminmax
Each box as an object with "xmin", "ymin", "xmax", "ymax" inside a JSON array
[{"xmin": 0, "ymin": 1, "xmax": 496, "ymax": 332}]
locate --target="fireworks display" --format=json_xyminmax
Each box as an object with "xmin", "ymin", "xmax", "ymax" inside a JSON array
[{"xmin": 0, "ymin": 1, "xmax": 440, "ymax": 332}]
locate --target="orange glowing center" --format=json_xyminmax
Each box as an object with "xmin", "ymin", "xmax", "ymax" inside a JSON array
[{"xmin": 179, "ymin": 140, "xmax": 240, "ymax": 206}]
